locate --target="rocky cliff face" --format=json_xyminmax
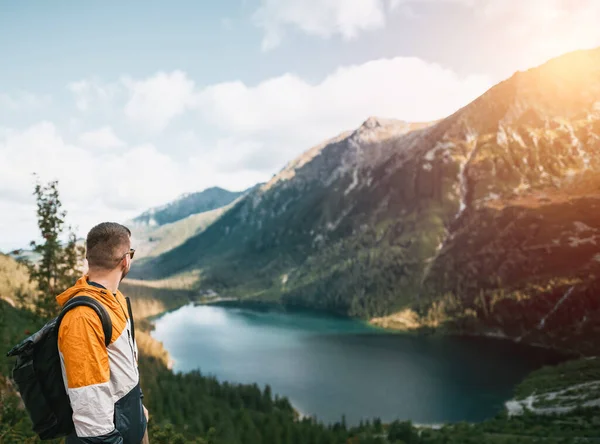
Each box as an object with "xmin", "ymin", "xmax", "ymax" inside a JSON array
[
  {"xmin": 416, "ymin": 49, "xmax": 600, "ymax": 353},
  {"xmin": 133, "ymin": 48, "xmax": 600, "ymax": 353}
]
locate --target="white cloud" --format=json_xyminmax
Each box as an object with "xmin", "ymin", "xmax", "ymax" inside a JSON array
[
  {"xmin": 66, "ymin": 57, "xmax": 490, "ymax": 163},
  {"xmin": 0, "ymin": 121, "xmax": 263, "ymax": 250},
  {"xmin": 393, "ymin": 0, "xmax": 600, "ymax": 71},
  {"xmin": 68, "ymin": 72, "xmax": 197, "ymax": 132},
  {"xmin": 7, "ymin": 56, "xmax": 494, "ymax": 250},
  {"xmin": 78, "ymin": 126, "xmax": 125, "ymax": 149},
  {"xmin": 0, "ymin": 200, "xmax": 38, "ymax": 252},
  {"xmin": 0, "ymin": 122, "xmax": 191, "ymax": 209},
  {"xmin": 253, "ymin": 0, "xmax": 396, "ymax": 50},
  {"xmin": 60, "ymin": 57, "xmax": 492, "ymax": 193},
  {"xmin": 0, "ymin": 122, "xmax": 92, "ymax": 205},
  {"xmin": 0, "ymin": 123, "xmax": 175, "ymax": 247},
  {"xmin": 122, "ymin": 71, "xmax": 196, "ymax": 131},
  {"xmin": 485, "ymin": 0, "xmax": 600, "ymax": 70},
  {"xmin": 68, "ymin": 79, "xmax": 119, "ymax": 111},
  {"xmin": 197, "ymin": 56, "xmax": 491, "ymax": 165}
]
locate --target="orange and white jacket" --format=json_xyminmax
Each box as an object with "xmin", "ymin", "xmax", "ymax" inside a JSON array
[{"xmin": 56, "ymin": 276, "xmax": 146, "ymax": 444}]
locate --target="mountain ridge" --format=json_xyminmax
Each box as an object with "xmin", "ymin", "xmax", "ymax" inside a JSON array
[
  {"xmin": 131, "ymin": 48, "xmax": 600, "ymax": 354},
  {"xmin": 132, "ymin": 186, "xmax": 247, "ymax": 227}
]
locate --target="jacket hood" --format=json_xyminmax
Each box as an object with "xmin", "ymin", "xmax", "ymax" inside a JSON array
[{"xmin": 56, "ymin": 275, "xmax": 122, "ymax": 310}]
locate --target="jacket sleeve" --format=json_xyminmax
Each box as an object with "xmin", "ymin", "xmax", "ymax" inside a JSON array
[{"xmin": 58, "ymin": 307, "xmax": 123, "ymax": 444}]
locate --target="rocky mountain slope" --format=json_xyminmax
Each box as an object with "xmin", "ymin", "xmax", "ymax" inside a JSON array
[{"xmin": 132, "ymin": 48, "xmax": 600, "ymax": 354}]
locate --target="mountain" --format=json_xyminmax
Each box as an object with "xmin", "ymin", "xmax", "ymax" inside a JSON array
[
  {"xmin": 132, "ymin": 186, "xmax": 246, "ymax": 227},
  {"xmin": 132, "ymin": 48, "xmax": 600, "ymax": 354},
  {"xmin": 7, "ymin": 237, "xmax": 86, "ymax": 267},
  {"xmin": 130, "ymin": 204, "xmax": 235, "ymax": 260},
  {"xmin": 129, "ymin": 187, "xmax": 255, "ymax": 259}
]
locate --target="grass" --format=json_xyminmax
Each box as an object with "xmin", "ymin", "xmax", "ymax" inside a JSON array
[
  {"xmin": 515, "ymin": 357, "xmax": 600, "ymax": 400},
  {"xmin": 0, "ymin": 253, "xmax": 35, "ymax": 308},
  {"xmin": 0, "ymin": 300, "xmax": 44, "ymax": 376}
]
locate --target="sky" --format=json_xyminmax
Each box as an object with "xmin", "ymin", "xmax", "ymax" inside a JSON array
[{"xmin": 1, "ymin": 0, "xmax": 600, "ymax": 251}]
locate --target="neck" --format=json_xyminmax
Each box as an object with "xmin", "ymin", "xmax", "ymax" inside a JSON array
[{"xmin": 87, "ymin": 269, "xmax": 122, "ymax": 294}]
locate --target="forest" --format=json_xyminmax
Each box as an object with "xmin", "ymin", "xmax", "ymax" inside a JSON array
[
  {"xmin": 1, "ymin": 181, "xmax": 599, "ymax": 443},
  {"xmin": 2, "ymin": 293, "xmax": 600, "ymax": 443}
]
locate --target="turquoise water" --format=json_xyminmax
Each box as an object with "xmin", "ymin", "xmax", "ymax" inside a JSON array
[{"xmin": 152, "ymin": 303, "xmax": 564, "ymax": 425}]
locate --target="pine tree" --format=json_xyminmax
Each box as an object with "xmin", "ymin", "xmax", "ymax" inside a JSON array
[{"xmin": 26, "ymin": 177, "xmax": 84, "ymax": 319}]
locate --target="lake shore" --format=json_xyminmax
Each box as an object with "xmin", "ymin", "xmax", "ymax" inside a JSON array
[{"xmin": 143, "ymin": 289, "xmax": 578, "ymax": 358}]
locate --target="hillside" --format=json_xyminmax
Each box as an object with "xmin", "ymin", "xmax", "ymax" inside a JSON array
[
  {"xmin": 131, "ymin": 48, "xmax": 600, "ymax": 354},
  {"xmin": 0, "ymin": 253, "xmax": 35, "ymax": 308},
  {"xmin": 1, "ymin": 254, "xmax": 599, "ymax": 442},
  {"xmin": 130, "ymin": 187, "xmax": 249, "ymax": 261},
  {"xmin": 132, "ymin": 186, "xmax": 246, "ymax": 227},
  {"xmin": 131, "ymin": 204, "xmax": 233, "ymax": 260}
]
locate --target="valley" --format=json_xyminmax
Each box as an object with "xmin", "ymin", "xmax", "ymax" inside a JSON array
[
  {"xmin": 2, "ymin": 253, "xmax": 600, "ymax": 443},
  {"xmin": 130, "ymin": 48, "xmax": 600, "ymax": 356}
]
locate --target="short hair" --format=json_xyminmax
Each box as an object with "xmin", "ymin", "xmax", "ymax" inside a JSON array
[{"xmin": 86, "ymin": 222, "xmax": 131, "ymax": 271}]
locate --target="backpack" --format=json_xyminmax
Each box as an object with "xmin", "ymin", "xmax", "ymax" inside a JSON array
[{"xmin": 6, "ymin": 296, "xmax": 113, "ymax": 440}]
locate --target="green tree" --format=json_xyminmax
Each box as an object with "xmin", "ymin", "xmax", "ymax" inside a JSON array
[
  {"xmin": 388, "ymin": 420, "xmax": 419, "ymax": 444},
  {"xmin": 26, "ymin": 178, "xmax": 84, "ymax": 319}
]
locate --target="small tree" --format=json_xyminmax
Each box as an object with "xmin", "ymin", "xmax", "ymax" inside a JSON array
[{"xmin": 27, "ymin": 177, "xmax": 84, "ymax": 319}]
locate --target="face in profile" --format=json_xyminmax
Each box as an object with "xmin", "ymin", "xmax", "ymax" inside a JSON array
[{"xmin": 119, "ymin": 246, "xmax": 135, "ymax": 282}]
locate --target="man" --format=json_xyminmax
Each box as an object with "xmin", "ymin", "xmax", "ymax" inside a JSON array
[{"xmin": 56, "ymin": 222, "xmax": 148, "ymax": 443}]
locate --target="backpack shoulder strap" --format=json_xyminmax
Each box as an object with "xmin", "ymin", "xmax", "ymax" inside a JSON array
[
  {"xmin": 56, "ymin": 296, "xmax": 113, "ymax": 348},
  {"xmin": 125, "ymin": 297, "xmax": 136, "ymax": 344}
]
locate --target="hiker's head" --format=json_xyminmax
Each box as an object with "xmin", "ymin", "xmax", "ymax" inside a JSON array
[{"xmin": 86, "ymin": 222, "xmax": 134, "ymax": 281}]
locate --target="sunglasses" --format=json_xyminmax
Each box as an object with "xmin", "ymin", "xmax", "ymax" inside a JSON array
[{"xmin": 120, "ymin": 248, "xmax": 135, "ymax": 261}]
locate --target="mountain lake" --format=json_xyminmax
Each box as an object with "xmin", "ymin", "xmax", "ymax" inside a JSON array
[{"xmin": 151, "ymin": 302, "xmax": 565, "ymax": 425}]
